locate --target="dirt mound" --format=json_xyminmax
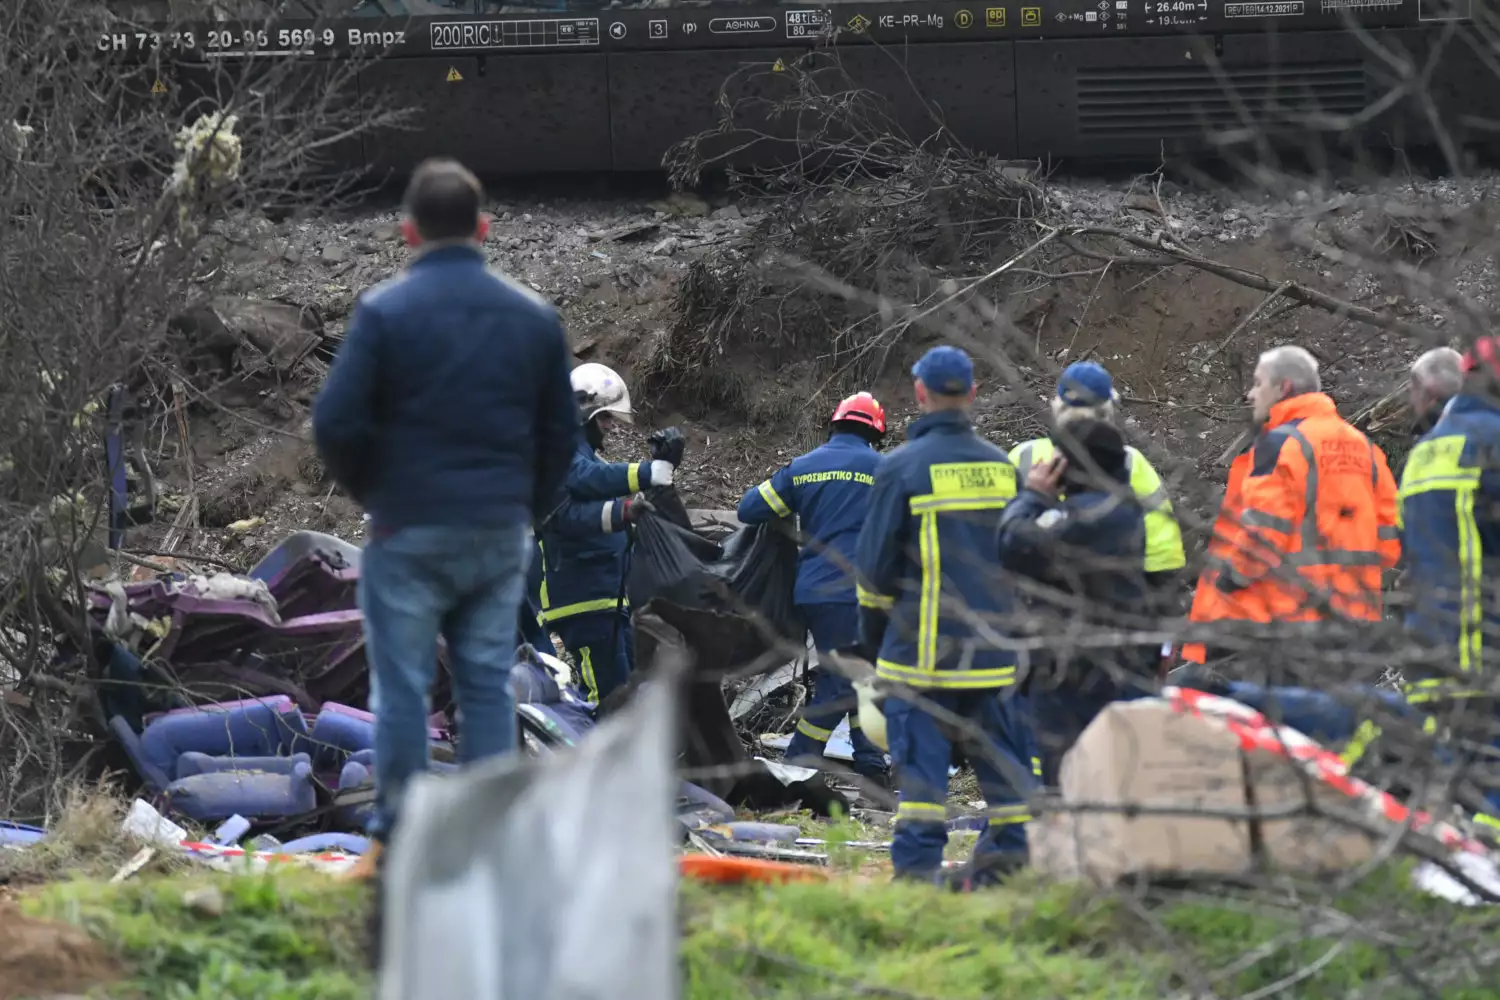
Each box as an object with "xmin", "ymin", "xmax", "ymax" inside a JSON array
[{"xmin": 0, "ymin": 906, "xmax": 121, "ymax": 1000}]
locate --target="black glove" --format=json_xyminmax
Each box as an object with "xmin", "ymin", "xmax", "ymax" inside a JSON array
[
  {"xmin": 621, "ymin": 494, "xmax": 655, "ymax": 525},
  {"xmin": 648, "ymin": 427, "xmax": 687, "ymax": 468}
]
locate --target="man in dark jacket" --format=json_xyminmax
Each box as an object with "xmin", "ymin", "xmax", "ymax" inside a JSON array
[
  {"xmin": 312, "ymin": 158, "xmax": 579, "ymax": 860},
  {"xmin": 738, "ymin": 391, "xmax": 890, "ymax": 780},
  {"xmin": 855, "ymin": 346, "xmax": 1036, "ymax": 887},
  {"xmin": 996, "ymin": 418, "xmax": 1158, "ymax": 784},
  {"xmin": 537, "ymin": 363, "xmax": 686, "ymax": 704}
]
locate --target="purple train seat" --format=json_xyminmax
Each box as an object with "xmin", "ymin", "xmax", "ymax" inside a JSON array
[{"xmin": 138, "ymin": 696, "xmax": 308, "ymax": 780}]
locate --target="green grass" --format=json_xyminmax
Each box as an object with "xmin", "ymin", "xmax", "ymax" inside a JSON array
[
  {"xmin": 16, "ymin": 845, "xmax": 1500, "ymax": 999},
  {"xmin": 681, "ymin": 865, "xmax": 1500, "ymax": 1000},
  {"xmin": 22, "ymin": 871, "xmax": 372, "ymax": 999},
  {"xmin": 680, "ymin": 873, "xmax": 1165, "ymax": 999}
]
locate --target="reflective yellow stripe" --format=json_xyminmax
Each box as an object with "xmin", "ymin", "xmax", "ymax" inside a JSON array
[
  {"xmin": 1457, "ymin": 485, "xmax": 1482, "ymax": 671},
  {"xmin": 1476, "ymin": 813, "xmax": 1500, "ymax": 831},
  {"xmin": 538, "ymin": 540, "xmax": 550, "ymax": 609},
  {"xmin": 895, "ymin": 801, "xmax": 947, "ymax": 823},
  {"xmin": 875, "ymin": 659, "xmax": 1017, "ymax": 690},
  {"xmin": 856, "ymin": 583, "xmax": 894, "ymax": 610},
  {"xmin": 986, "ymin": 804, "xmax": 1032, "ymax": 825},
  {"xmin": 1402, "ymin": 678, "xmax": 1491, "ymax": 703},
  {"xmin": 918, "ymin": 511, "xmax": 940, "ymax": 672},
  {"xmin": 541, "ymin": 597, "xmax": 630, "ymax": 624},
  {"xmin": 1031, "ymin": 756, "xmax": 1042, "ymax": 778},
  {"xmin": 627, "ymin": 462, "xmax": 641, "ymax": 493},
  {"xmin": 580, "ymin": 647, "xmax": 598, "ymax": 702},
  {"xmin": 1339, "ymin": 719, "xmax": 1382, "ymax": 767},
  {"xmin": 757, "ymin": 479, "xmax": 791, "ymax": 517},
  {"xmin": 909, "ymin": 496, "xmax": 1013, "ymax": 514},
  {"xmin": 796, "ymin": 718, "xmax": 833, "ymax": 742}
]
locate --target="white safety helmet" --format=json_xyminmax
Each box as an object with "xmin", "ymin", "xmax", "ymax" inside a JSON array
[{"xmin": 570, "ymin": 362, "xmax": 634, "ymax": 425}]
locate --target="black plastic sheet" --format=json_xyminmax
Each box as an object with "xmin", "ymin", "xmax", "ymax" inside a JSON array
[{"xmin": 627, "ymin": 515, "xmax": 804, "ymax": 650}]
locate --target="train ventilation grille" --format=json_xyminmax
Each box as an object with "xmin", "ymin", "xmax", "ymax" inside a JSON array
[{"xmin": 1075, "ymin": 63, "xmax": 1368, "ymax": 139}]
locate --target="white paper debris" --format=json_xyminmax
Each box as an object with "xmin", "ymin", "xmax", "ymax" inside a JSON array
[{"xmin": 123, "ymin": 798, "xmax": 188, "ymax": 848}]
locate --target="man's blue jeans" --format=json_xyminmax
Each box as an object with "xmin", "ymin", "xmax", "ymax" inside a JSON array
[{"xmin": 360, "ymin": 523, "xmax": 531, "ymax": 840}]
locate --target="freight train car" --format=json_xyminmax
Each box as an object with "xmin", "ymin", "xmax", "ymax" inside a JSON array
[{"xmin": 103, "ymin": 0, "xmax": 1491, "ymax": 173}]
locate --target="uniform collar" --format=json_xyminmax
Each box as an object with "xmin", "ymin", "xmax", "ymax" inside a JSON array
[
  {"xmin": 1445, "ymin": 392, "xmax": 1500, "ymax": 419},
  {"xmin": 828, "ymin": 432, "xmax": 872, "ymax": 448},
  {"xmin": 908, "ymin": 410, "xmax": 973, "ymax": 439},
  {"xmin": 1265, "ymin": 391, "xmax": 1338, "ymax": 429},
  {"xmin": 409, "ymin": 242, "xmax": 486, "ymax": 267}
]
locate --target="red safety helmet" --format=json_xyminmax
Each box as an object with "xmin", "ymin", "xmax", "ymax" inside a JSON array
[
  {"xmin": 831, "ymin": 391, "xmax": 887, "ymax": 434},
  {"xmin": 1463, "ymin": 335, "xmax": 1500, "ymax": 381}
]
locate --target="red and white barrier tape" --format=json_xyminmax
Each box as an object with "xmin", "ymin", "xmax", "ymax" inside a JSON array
[
  {"xmin": 1165, "ymin": 686, "xmax": 1489, "ymax": 857},
  {"xmin": 177, "ymin": 839, "xmax": 360, "ymax": 873}
]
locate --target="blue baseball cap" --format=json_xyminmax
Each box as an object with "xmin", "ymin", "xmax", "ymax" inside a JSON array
[
  {"xmin": 1056, "ymin": 361, "xmax": 1116, "ymax": 407},
  {"xmin": 911, "ymin": 345, "xmax": 975, "ymax": 396}
]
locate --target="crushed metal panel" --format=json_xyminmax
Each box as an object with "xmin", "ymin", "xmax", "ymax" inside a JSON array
[{"xmin": 378, "ymin": 675, "xmax": 680, "ymax": 1000}]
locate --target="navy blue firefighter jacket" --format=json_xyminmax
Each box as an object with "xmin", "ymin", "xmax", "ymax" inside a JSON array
[
  {"xmin": 312, "ymin": 244, "xmax": 579, "ymax": 531},
  {"xmin": 536, "ymin": 438, "xmax": 671, "ymax": 626},
  {"xmin": 1398, "ymin": 392, "xmax": 1500, "ymax": 685},
  {"xmin": 736, "ymin": 432, "xmax": 879, "ymax": 607},
  {"xmin": 854, "ymin": 410, "xmax": 1021, "ymax": 690},
  {"xmin": 995, "ymin": 486, "xmax": 1156, "ymax": 688}
]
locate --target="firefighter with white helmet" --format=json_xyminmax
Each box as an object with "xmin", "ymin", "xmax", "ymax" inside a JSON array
[{"xmin": 534, "ymin": 363, "xmax": 685, "ymax": 704}]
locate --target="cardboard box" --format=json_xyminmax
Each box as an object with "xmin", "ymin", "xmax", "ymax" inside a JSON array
[
  {"xmin": 1033, "ymin": 698, "xmax": 1382, "ymax": 882},
  {"xmin": 1246, "ymin": 751, "xmax": 1376, "ymax": 872},
  {"xmin": 1039, "ymin": 699, "xmax": 1256, "ymax": 882}
]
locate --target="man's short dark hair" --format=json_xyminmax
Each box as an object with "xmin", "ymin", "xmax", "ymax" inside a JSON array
[{"xmin": 403, "ymin": 158, "xmax": 483, "ymax": 241}]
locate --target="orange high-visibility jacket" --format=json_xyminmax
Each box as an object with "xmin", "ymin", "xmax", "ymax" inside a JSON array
[{"xmin": 1181, "ymin": 393, "xmax": 1400, "ymax": 663}]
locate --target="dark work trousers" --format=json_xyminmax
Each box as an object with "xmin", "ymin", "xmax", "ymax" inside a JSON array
[
  {"xmin": 784, "ymin": 602, "xmax": 889, "ymax": 778},
  {"xmin": 516, "ymin": 595, "xmax": 551, "ymax": 654},
  {"xmin": 1007, "ymin": 693, "xmax": 1045, "ymax": 785},
  {"xmin": 885, "ymin": 688, "xmax": 1037, "ymax": 882},
  {"xmin": 552, "ymin": 609, "xmax": 635, "ymax": 705}
]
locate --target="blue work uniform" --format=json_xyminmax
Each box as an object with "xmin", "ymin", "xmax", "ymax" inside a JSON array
[
  {"xmin": 537, "ymin": 441, "xmax": 668, "ymax": 703},
  {"xmin": 737, "ymin": 432, "xmax": 887, "ymax": 777},
  {"xmin": 995, "ymin": 486, "xmax": 1156, "ymax": 784},
  {"xmin": 854, "ymin": 410, "xmax": 1037, "ymax": 881},
  {"xmin": 1397, "ymin": 392, "xmax": 1500, "ymax": 826}
]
